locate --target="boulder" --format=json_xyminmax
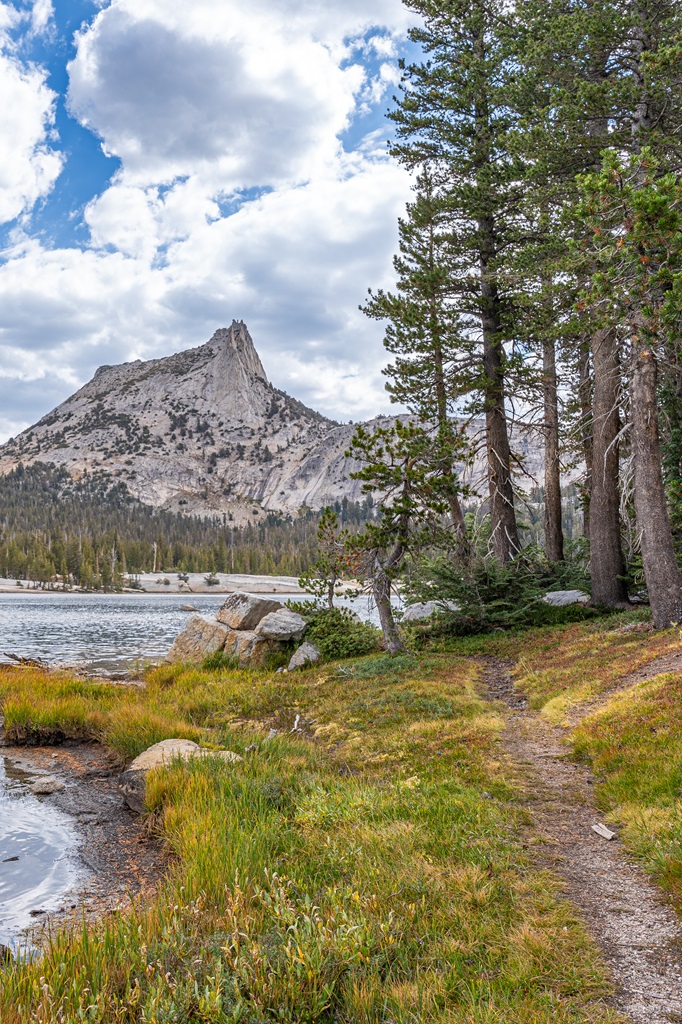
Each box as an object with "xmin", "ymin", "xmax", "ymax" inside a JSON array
[
  {"xmin": 288, "ymin": 642, "xmax": 321, "ymax": 671},
  {"xmin": 216, "ymin": 592, "xmax": 281, "ymax": 631},
  {"xmin": 402, "ymin": 601, "xmax": 459, "ymax": 622},
  {"xmin": 256, "ymin": 608, "xmax": 307, "ymax": 641},
  {"xmin": 226, "ymin": 629, "xmax": 272, "ymax": 666},
  {"xmin": 543, "ymin": 590, "xmax": 590, "ymax": 607},
  {"xmin": 30, "ymin": 776, "xmax": 65, "ymax": 796},
  {"xmin": 167, "ymin": 615, "xmax": 232, "ymax": 662},
  {"xmin": 120, "ymin": 738, "xmax": 242, "ymax": 813}
]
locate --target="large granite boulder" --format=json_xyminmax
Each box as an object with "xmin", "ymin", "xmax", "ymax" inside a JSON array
[
  {"xmin": 256, "ymin": 608, "xmax": 307, "ymax": 641},
  {"xmin": 168, "ymin": 615, "xmax": 232, "ymax": 661},
  {"xmin": 288, "ymin": 642, "xmax": 321, "ymax": 671},
  {"xmin": 120, "ymin": 738, "xmax": 242, "ymax": 813},
  {"xmin": 402, "ymin": 601, "xmax": 459, "ymax": 622},
  {"xmin": 543, "ymin": 590, "xmax": 589, "ymax": 607},
  {"xmin": 217, "ymin": 592, "xmax": 282, "ymax": 630}
]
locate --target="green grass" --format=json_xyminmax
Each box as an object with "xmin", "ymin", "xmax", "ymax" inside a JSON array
[{"xmin": 0, "ymin": 656, "xmax": 622, "ymax": 1023}]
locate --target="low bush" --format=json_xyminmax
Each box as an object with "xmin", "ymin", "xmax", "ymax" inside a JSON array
[
  {"xmin": 293, "ymin": 604, "xmax": 381, "ymax": 660},
  {"xmin": 405, "ymin": 549, "xmax": 599, "ymax": 637}
]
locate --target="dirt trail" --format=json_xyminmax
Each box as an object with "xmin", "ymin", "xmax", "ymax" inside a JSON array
[{"xmin": 483, "ymin": 658, "xmax": 682, "ymax": 1024}]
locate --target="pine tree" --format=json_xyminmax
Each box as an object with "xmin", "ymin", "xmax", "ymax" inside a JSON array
[
  {"xmin": 390, "ymin": 0, "xmax": 524, "ymax": 563},
  {"xmin": 362, "ymin": 168, "xmax": 472, "ymax": 558}
]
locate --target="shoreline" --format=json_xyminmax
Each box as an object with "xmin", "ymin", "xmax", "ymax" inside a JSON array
[{"xmin": 0, "ymin": 573, "xmax": 318, "ymax": 596}]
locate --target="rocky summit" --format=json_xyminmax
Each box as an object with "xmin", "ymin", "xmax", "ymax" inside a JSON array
[
  {"xmin": 0, "ymin": 320, "xmax": 553, "ymax": 522},
  {"xmin": 0, "ymin": 321, "xmax": 378, "ymax": 522}
]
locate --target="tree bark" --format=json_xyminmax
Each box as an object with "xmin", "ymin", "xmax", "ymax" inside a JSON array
[
  {"xmin": 427, "ymin": 217, "xmax": 470, "ymax": 562},
  {"xmin": 479, "ymin": 220, "xmax": 521, "ymax": 563},
  {"xmin": 578, "ymin": 336, "xmax": 593, "ymax": 540},
  {"xmin": 371, "ymin": 550, "xmax": 406, "ymax": 655},
  {"xmin": 543, "ymin": 334, "xmax": 564, "ymax": 561},
  {"xmin": 589, "ymin": 327, "xmax": 630, "ymax": 606},
  {"xmin": 631, "ymin": 342, "xmax": 682, "ymax": 627}
]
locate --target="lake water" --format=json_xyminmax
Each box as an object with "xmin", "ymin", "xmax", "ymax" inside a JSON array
[
  {"xmin": 0, "ymin": 591, "xmax": 386, "ymax": 672},
  {"xmin": 0, "ymin": 757, "xmax": 82, "ymax": 954}
]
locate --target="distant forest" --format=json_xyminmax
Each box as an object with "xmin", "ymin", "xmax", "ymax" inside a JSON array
[{"xmin": 0, "ymin": 463, "xmax": 373, "ymax": 588}]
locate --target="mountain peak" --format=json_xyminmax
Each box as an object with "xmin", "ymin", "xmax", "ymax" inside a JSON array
[{"xmin": 206, "ymin": 320, "xmax": 268, "ymax": 383}]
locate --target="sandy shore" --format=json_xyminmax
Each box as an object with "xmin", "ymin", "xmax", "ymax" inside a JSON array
[{"xmin": 0, "ymin": 573, "xmax": 323, "ymax": 595}]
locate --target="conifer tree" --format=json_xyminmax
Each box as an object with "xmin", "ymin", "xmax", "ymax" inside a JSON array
[
  {"xmin": 390, "ymin": 0, "xmax": 523, "ymax": 563},
  {"xmin": 362, "ymin": 167, "xmax": 472, "ymax": 558}
]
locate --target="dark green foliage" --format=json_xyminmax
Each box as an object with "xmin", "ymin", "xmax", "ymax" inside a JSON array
[
  {"xmin": 0, "ymin": 463, "xmax": 373, "ymax": 587},
  {"xmin": 406, "ymin": 550, "xmax": 596, "ymax": 636},
  {"xmin": 300, "ymin": 607, "xmax": 381, "ymax": 661}
]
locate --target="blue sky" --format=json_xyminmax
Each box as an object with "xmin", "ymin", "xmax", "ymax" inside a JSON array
[{"xmin": 0, "ymin": 0, "xmax": 419, "ymax": 441}]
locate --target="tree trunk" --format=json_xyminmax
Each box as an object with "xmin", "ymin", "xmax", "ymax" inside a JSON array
[
  {"xmin": 429, "ymin": 246, "xmax": 470, "ymax": 561},
  {"xmin": 543, "ymin": 334, "xmax": 564, "ymax": 561},
  {"xmin": 371, "ymin": 551, "xmax": 406, "ymax": 655},
  {"xmin": 479, "ymin": 222, "xmax": 520, "ymax": 563},
  {"xmin": 589, "ymin": 327, "xmax": 629, "ymax": 606},
  {"xmin": 631, "ymin": 342, "xmax": 682, "ymax": 627},
  {"xmin": 478, "ymin": 218, "xmax": 520, "ymax": 563},
  {"xmin": 578, "ymin": 336, "xmax": 593, "ymax": 540}
]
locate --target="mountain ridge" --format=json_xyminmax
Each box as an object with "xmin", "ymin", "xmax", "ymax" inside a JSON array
[{"xmin": 0, "ymin": 322, "xmax": 386, "ymax": 523}]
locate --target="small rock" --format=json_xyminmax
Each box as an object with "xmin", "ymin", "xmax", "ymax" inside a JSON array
[
  {"xmin": 402, "ymin": 601, "xmax": 459, "ymax": 622},
  {"xmin": 256, "ymin": 608, "xmax": 307, "ymax": 642},
  {"xmin": 216, "ymin": 592, "xmax": 281, "ymax": 631},
  {"xmin": 30, "ymin": 776, "xmax": 65, "ymax": 795},
  {"xmin": 267, "ymin": 728, "xmax": 278, "ymax": 740},
  {"xmin": 543, "ymin": 590, "xmax": 590, "ymax": 607},
  {"xmin": 288, "ymin": 642, "xmax": 322, "ymax": 671}
]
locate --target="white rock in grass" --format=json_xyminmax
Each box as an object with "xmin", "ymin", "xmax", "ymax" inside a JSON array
[
  {"xmin": 288, "ymin": 642, "xmax": 321, "ymax": 671},
  {"xmin": 543, "ymin": 590, "xmax": 590, "ymax": 607},
  {"xmin": 402, "ymin": 601, "xmax": 459, "ymax": 622}
]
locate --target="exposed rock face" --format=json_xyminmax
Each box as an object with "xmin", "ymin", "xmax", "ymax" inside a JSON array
[
  {"xmin": 217, "ymin": 592, "xmax": 282, "ymax": 630},
  {"xmin": 255, "ymin": 608, "xmax": 307, "ymax": 641},
  {"xmin": 167, "ymin": 615, "xmax": 232, "ymax": 661},
  {"xmin": 0, "ymin": 320, "xmax": 566, "ymax": 522},
  {"xmin": 0, "ymin": 321, "xmax": 372, "ymax": 522},
  {"xmin": 288, "ymin": 642, "xmax": 321, "ymax": 671}
]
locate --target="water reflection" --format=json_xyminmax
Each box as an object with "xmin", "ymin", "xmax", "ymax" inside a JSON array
[{"xmin": 0, "ymin": 759, "xmax": 81, "ymax": 952}]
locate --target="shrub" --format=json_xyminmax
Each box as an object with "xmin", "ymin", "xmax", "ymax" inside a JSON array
[
  {"xmin": 405, "ymin": 549, "xmax": 598, "ymax": 637},
  {"xmin": 298, "ymin": 606, "xmax": 380, "ymax": 660}
]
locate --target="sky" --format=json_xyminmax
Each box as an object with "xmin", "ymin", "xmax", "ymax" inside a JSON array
[{"xmin": 0, "ymin": 0, "xmax": 420, "ymax": 442}]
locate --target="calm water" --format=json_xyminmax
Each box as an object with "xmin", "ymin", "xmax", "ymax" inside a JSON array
[
  {"xmin": 0, "ymin": 758, "xmax": 82, "ymax": 953},
  {"xmin": 0, "ymin": 591, "xmax": 385, "ymax": 672}
]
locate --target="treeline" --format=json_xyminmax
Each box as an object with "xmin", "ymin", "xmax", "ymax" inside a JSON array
[
  {"xmin": 343, "ymin": 0, "xmax": 682, "ymax": 644},
  {"xmin": 0, "ymin": 463, "xmax": 372, "ymax": 588}
]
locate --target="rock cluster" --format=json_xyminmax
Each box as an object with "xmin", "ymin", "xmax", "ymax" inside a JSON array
[{"xmin": 168, "ymin": 591, "xmax": 319, "ymax": 669}]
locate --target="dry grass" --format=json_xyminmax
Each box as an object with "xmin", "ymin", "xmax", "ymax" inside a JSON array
[{"xmin": 0, "ymin": 654, "xmax": 622, "ymax": 1022}]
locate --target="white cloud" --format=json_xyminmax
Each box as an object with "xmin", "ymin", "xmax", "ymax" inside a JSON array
[
  {"xmin": 0, "ymin": 0, "xmax": 419, "ymax": 439},
  {"xmin": 30, "ymin": 0, "xmax": 54, "ymax": 37},
  {"xmin": 0, "ymin": 7, "xmax": 61, "ymax": 223}
]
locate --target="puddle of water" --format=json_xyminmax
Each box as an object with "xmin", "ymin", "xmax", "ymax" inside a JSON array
[{"xmin": 0, "ymin": 758, "xmax": 84, "ymax": 954}]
